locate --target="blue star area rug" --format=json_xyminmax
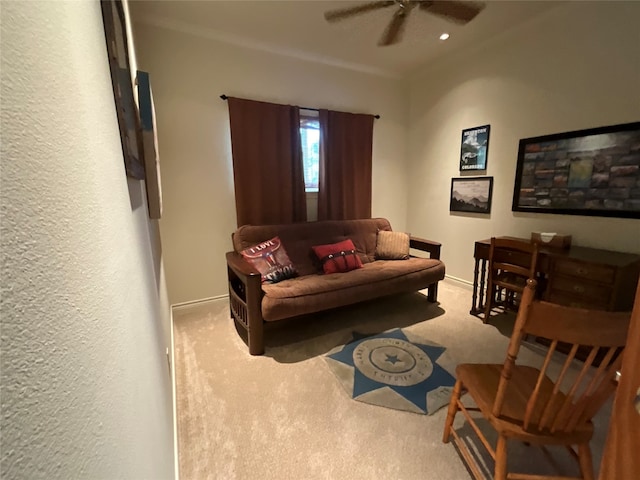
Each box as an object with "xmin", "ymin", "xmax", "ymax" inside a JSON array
[{"xmin": 324, "ymin": 329, "xmax": 456, "ymax": 415}]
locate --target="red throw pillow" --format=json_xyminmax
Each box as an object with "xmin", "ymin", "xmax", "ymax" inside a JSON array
[
  {"xmin": 240, "ymin": 236, "xmax": 297, "ymax": 283},
  {"xmin": 312, "ymin": 239, "xmax": 363, "ymax": 274}
]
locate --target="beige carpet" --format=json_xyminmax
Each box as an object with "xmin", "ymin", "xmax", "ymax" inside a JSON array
[{"xmin": 172, "ymin": 280, "xmax": 611, "ymax": 480}]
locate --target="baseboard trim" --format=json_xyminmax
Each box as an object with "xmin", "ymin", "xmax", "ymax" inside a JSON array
[
  {"xmin": 170, "ymin": 308, "xmax": 179, "ymax": 480},
  {"xmin": 444, "ymin": 274, "xmax": 473, "ymax": 290},
  {"xmin": 169, "ymin": 293, "xmax": 228, "ymax": 476},
  {"xmin": 171, "ymin": 294, "xmax": 228, "ymax": 310},
  {"xmin": 171, "ymin": 278, "xmax": 472, "ymax": 310}
]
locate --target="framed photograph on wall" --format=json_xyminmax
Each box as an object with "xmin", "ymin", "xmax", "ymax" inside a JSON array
[
  {"xmin": 450, "ymin": 177, "xmax": 493, "ymax": 214},
  {"xmin": 460, "ymin": 125, "xmax": 490, "ymax": 171},
  {"xmin": 512, "ymin": 121, "xmax": 640, "ymax": 219}
]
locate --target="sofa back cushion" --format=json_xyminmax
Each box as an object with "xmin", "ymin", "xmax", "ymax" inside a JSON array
[{"xmin": 232, "ymin": 218, "xmax": 392, "ymax": 277}]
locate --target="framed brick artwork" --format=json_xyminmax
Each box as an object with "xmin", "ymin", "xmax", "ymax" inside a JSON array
[{"xmin": 512, "ymin": 122, "xmax": 640, "ymax": 219}]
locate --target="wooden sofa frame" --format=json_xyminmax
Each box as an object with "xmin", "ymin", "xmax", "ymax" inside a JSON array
[{"xmin": 226, "ymin": 236, "xmax": 442, "ymax": 355}]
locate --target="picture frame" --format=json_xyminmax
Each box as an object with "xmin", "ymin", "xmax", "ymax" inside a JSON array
[
  {"xmin": 512, "ymin": 121, "xmax": 640, "ymax": 219},
  {"xmin": 460, "ymin": 125, "xmax": 490, "ymax": 171},
  {"xmin": 450, "ymin": 177, "xmax": 493, "ymax": 214},
  {"xmin": 101, "ymin": 0, "xmax": 145, "ymax": 180},
  {"xmin": 137, "ymin": 71, "xmax": 163, "ymax": 219}
]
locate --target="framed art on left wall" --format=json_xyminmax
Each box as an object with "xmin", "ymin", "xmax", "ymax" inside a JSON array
[
  {"xmin": 137, "ymin": 70, "xmax": 163, "ymax": 219},
  {"xmin": 101, "ymin": 0, "xmax": 145, "ymax": 180}
]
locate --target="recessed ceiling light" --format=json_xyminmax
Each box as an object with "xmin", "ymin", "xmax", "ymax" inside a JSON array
[{"xmin": 439, "ymin": 33, "xmax": 450, "ymax": 41}]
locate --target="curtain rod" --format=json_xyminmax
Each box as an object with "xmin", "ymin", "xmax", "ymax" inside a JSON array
[{"xmin": 220, "ymin": 95, "xmax": 380, "ymax": 119}]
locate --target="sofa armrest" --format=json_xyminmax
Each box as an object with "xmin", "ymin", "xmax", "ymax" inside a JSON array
[
  {"xmin": 410, "ymin": 236, "xmax": 441, "ymax": 260},
  {"xmin": 226, "ymin": 251, "xmax": 265, "ymax": 355},
  {"xmin": 226, "ymin": 251, "xmax": 261, "ymax": 278}
]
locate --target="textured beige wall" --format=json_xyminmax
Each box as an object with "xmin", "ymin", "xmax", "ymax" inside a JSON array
[
  {"xmin": 0, "ymin": 1, "xmax": 175, "ymax": 478},
  {"xmin": 407, "ymin": 1, "xmax": 640, "ymax": 286},
  {"xmin": 133, "ymin": 22, "xmax": 409, "ymax": 304}
]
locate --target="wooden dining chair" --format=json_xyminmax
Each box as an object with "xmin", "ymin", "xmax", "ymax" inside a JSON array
[
  {"xmin": 443, "ymin": 279, "xmax": 631, "ymax": 480},
  {"xmin": 484, "ymin": 237, "xmax": 539, "ymax": 323}
]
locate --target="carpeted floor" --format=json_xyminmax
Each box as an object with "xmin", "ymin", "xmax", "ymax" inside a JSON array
[{"xmin": 172, "ymin": 280, "xmax": 612, "ymax": 480}]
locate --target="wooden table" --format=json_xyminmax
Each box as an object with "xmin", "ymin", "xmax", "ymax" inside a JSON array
[{"xmin": 471, "ymin": 237, "xmax": 640, "ymax": 316}]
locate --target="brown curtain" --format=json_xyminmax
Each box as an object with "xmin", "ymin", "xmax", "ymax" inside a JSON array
[
  {"xmin": 227, "ymin": 97, "xmax": 307, "ymax": 226},
  {"xmin": 317, "ymin": 109, "xmax": 374, "ymax": 221}
]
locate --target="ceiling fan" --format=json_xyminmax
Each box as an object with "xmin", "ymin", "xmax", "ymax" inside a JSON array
[{"xmin": 324, "ymin": 0, "xmax": 486, "ymax": 46}]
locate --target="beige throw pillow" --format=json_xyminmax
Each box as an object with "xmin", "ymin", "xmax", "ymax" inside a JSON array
[{"xmin": 375, "ymin": 230, "xmax": 410, "ymax": 260}]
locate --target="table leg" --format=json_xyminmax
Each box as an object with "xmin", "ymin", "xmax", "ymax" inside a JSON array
[
  {"xmin": 470, "ymin": 258, "xmax": 480, "ymax": 314},
  {"xmin": 478, "ymin": 259, "xmax": 487, "ymax": 313}
]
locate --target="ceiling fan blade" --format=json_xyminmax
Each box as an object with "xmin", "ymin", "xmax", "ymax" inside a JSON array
[
  {"xmin": 378, "ymin": 8, "xmax": 411, "ymax": 46},
  {"xmin": 324, "ymin": 1, "xmax": 396, "ymax": 22},
  {"xmin": 419, "ymin": 1, "xmax": 485, "ymax": 24}
]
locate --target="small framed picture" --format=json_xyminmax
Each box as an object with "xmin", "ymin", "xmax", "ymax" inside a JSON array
[
  {"xmin": 460, "ymin": 125, "xmax": 490, "ymax": 171},
  {"xmin": 450, "ymin": 177, "xmax": 493, "ymax": 214}
]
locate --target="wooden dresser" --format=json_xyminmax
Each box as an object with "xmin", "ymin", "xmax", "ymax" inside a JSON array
[
  {"xmin": 472, "ymin": 238, "xmax": 640, "ymax": 363},
  {"xmin": 472, "ymin": 238, "xmax": 640, "ymax": 315},
  {"xmin": 544, "ymin": 246, "xmax": 640, "ymax": 311}
]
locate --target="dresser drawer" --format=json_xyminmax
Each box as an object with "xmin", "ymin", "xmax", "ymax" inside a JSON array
[
  {"xmin": 546, "ymin": 291, "xmax": 609, "ymax": 310},
  {"xmin": 548, "ymin": 274, "xmax": 612, "ymax": 303},
  {"xmin": 552, "ymin": 259, "xmax": 616, "ymax": 284}
]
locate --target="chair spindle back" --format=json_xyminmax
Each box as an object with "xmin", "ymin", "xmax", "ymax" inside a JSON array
[
  {"xmin": 489, "ymin": 237, "xmax": 539, "ymax": 281},
  {"xmin": 492, "ymin": 279, "xmax": 630, "ymax": 435}
]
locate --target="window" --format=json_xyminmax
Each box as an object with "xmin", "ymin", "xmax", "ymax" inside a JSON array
[{"xmin": 300, "ymin": 110, "xmax": 319, "ymax": 192}]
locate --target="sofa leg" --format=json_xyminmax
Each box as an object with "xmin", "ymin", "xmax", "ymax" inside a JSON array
[
  {"xmin": 247, "ymin": 324, "xmax": 265, "ymax": 356},
  {"xmin": 427, "ymin": 282, "xmax": 438, "ymax": 302}
]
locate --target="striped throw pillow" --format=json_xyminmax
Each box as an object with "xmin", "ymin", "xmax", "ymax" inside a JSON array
[{"xmin": 375, "ymin": 231, "xmax": 410, "ymax": 260}]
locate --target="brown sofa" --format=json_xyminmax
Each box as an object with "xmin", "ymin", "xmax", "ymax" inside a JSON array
[{"xmin": 226, "ymin": 218, "xmax": 445, "ymax": 355}]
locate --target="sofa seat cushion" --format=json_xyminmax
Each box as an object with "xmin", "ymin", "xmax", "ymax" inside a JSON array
[{"xmin": 260, "ymin": 257, "xmax": 445, "ymax": 321}]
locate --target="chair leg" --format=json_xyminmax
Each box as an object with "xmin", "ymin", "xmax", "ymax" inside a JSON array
[
  {"xmin": 442, "ymin": 379, "xmax": 463, "ymax": 443},
  {"xmin": 495, "ymin": 435, "xmax": 508, "ymax": 480},
  {"xmin": 578, "ymin": 443, "xmax": 594, "ymax": 480},
  {"xmin": 483, "ymin": 282, "xmax": 493, "ymax": 323}
]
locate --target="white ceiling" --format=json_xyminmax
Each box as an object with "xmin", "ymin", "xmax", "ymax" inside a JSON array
[{"xmin": 130, "ymin": 0, "xmax": 561, "ymax": 78}]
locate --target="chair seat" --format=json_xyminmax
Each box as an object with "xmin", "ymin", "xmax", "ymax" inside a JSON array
[
  {"xmin": 494, "ymin": 271, "xmax": 528, "ymax": 292},
  {"xmin": 447, "ymin": 278, "xmax": 629, "ymax": 479},
  {"xmin": 456, "ymin": 363, "xmax": 594, "ymax": 444}
]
